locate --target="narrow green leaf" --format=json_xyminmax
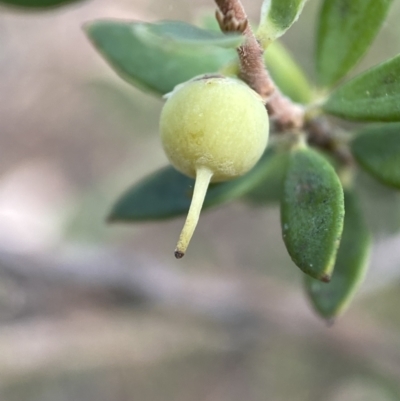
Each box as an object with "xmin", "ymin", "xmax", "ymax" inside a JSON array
[
  {"xmin": 196, "ymin": 13, "xmax": 221, "ymax": 32},
  {"xmin": 109, "ymin": 149, "xmax": 277, "ymax": 222},
  {"xmin": 323, "ymin": 55, "xmax": 400, "ymax": 121},
  {"xmin": 305, "ymin": 190, "xmax": 371, "ymax": 320},
  {"xmin": 264, "ymin": 41, "xmax": 313, "ymax": 104},
  {"xmin": 356, "ymin": 171, "xmax": 400, "ymax": 235},
  {"xmin": 281, "ymin": 146, "xmax": 344, "ymax": 281},
  {"xmin": 109, "ymin": 168, "xmax": 192, "ymax": 222},
  {"xmin": 244, "ymin": 149, "xmax": 289, "ymax": 204},
  {"xmin": 0, "ymin": 0, "xmax": 81, "ymax": 7},
  {"xmin": 352, "ymin": 123, "xmax": 400, "ymax": 189},
  {"xmin": 257, "ymin": 0, "xmax": 308, "ymax": 48},
  {"xmin": 140, "ymin": 20, "xmax": 243, "ymax": 48},
  {"xmin": 84, "ymin": 20, "xmax": 235, "ymax": 96},
  {"xmin": 316, "ymin": 0, "xmax": 393, "ymax": 88}
]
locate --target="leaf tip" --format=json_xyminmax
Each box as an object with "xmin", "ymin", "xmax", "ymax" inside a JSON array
[
  {"xmin": 82, "ymin": 20, "xmax": 104, "ymax": 41},
  {"xmin": 320, "ymin": 273, "xmax": 331, "ymax": 283},
  {"xmin": 82, "ymin": 21, "xmax": 94, "ymax": 35},
  {"xmin": 106, "ymin": 213, "xmax": 116, "ymax": 224},
  {"xmin": 107, "ymin": 213, "xmax": 128, "ymax": 223}
]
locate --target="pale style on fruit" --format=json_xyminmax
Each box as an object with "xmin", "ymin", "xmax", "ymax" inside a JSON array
[{"xmin": 160, "ymin": 75, "xmax": 269, "ymax": 258}]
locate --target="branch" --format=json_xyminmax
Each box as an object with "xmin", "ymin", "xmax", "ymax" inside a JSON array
[
  {"xmin": 305, "ymin": 117, "xmax": 354, "ymax": 166},
  {"xmin": 214, "ymin": 0, "xmax": 357, "ymax": 167},
  {"xmin": 1, "ymin": 246, "xmax": 400, "ymax": 388},
  {"xmin": 215, "ymin": 0, "xmax": 304, "ymax": 130}
]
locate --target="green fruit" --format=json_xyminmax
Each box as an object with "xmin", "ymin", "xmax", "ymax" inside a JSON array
[
  {"xmin": 160, "ymin": 75, "xmax": 269, "ymax": 182},
  {"xmin": 159, "ymin": 75, "xmax": 269, "ymax": 258}
]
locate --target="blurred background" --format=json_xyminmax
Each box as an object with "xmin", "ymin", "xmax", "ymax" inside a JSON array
[{"xmin": 1, "ymin": 0, "xmax": 400, "ymax": 400}]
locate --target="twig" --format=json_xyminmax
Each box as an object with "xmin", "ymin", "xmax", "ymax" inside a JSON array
[
  {"xmin": 1, "ymin": 246, "xmax": 400, "ymax": 388},
  {"xmin": 214, "ymin": 0, "xmax": 356, "ymax": 166},
  {"xmin": 214, "ymin": 0, "xmax": 304, "ymax": 130},
  {"xmin": 305, "ymin": 117, "xmax": 354, "ymax": 166}
]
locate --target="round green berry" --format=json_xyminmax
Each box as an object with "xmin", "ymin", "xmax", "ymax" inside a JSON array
[{"xmin": 160, "ymin": 76, "xmax": 269, "ymax": 183}]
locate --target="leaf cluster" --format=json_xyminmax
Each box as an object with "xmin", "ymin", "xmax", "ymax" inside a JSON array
[
  {"xmin": 86, "ymin": 0, "xmax": 400, "ymax": 321},
  {"xmin": 7, "ymin": 0, "xmax": 400, "ymax": 321}
]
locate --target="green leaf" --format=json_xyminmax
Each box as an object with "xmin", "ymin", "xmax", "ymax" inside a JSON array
[
  {"xmin": 281, "ymin": 146, "xmax": 344, "ymax": 281},
  {"xmin": 305, "ymin": 190, "xmax": 371, "ymax": 320},
  {"xmin": 140, "ymin": 20, "xmax": 243, "ymax": 48},
  {"xmin": 264, "ymin": 41, "xmax": 313, "ymax": 104},
  {"xmin": 196, "ymin": 13, "xmax": 221, "ymax": 32},
  {"xmin": 109, "ymin": 168, "xmax": 192, "ymax": 222},
  {"xmin": 109, "ymin": 149, "xmax": 278, "ymax": 222},
  {"xmin": 316, "ymin": 0, "xmax": 393, "ymax": 88},
  {"xmin": 0, "ymin": 0, "xmax": 81, "ymax": 7},
  {"xmin": 356, "ymin": 171, "xmax": 400, "ymax": 235},
  {"xmin": 244, "ymin": 149, "xmax": 289, "ymax": 204},
  {"xmin": 323, "ymin": 55, "xmax": 400, "ymax": 121},
  {"xmin": 84, "ymin": 20, "xmax": 235, "ymax": 96},
  {"xmin": 351, "ymin": 123, "xmax": 400, "ymax": 189},
  {"xmin": 257, "ymin": 0, "xmax": 308, "ymax": 48}
]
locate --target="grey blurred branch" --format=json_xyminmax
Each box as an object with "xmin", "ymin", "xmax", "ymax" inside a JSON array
[
  {"xmin": 0, "ymin": 246, "xmax": 251, "ymax": 321},
  {"xmin": 0, "ymin": 244, "xmax": 399, "ymax": 395}
]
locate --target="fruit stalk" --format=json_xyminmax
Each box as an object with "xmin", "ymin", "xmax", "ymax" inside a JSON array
[{"xmin": 174, "ymin": 167, "xmax": 213, "ymax": 258}]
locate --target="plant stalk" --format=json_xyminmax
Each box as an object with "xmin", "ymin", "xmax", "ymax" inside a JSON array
[
  {"xmin": 214, "ymin": 0, "xmax": 304, "ymax": 130},
  {"xmin": 175, "ymin": 167, "xmax": 213, "ymax": 258}
]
